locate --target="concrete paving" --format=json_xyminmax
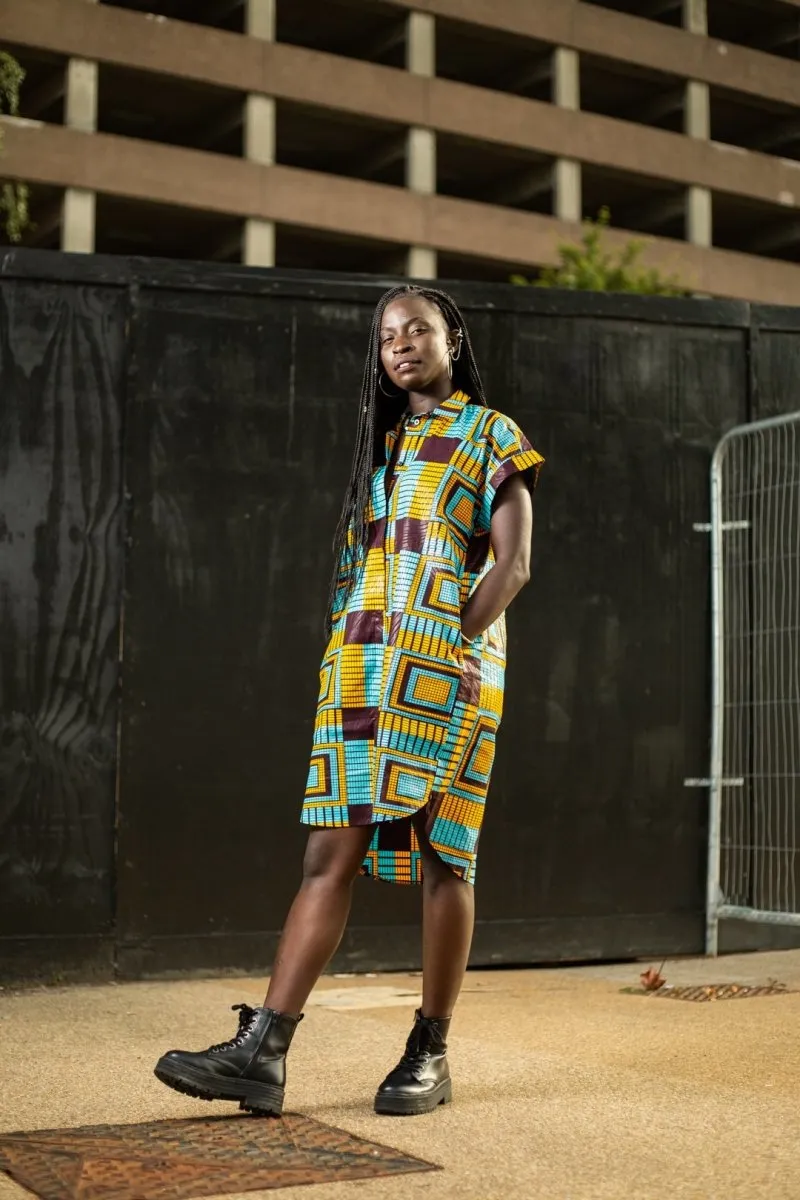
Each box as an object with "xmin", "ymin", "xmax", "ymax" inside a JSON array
[{"xmin": 2, "ymin": 949, "xmax": 800, "ymax": 1200}]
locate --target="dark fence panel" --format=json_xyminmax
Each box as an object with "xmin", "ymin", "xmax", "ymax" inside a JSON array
[
  {"xmin": 751, "ymin": 306, "xmax": 800, "ymax": 421},
  {"xmin": 116, "ymin": 289, "xmax": 382, "ymax": 973},
  {"xmin": 0, "ymin": 274, "xmax": 127, "ymax": 977},
  {"xmin": 472, "ymin": 313, "xmax": 749, "ymax": 960},
  {"xmin": 2, "ymin": 248, "xmax": 796, "ymax": 980}
]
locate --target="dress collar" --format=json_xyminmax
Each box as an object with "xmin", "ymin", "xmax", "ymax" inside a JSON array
[{"xmin": 401, "ymin": 389, "xmax": 470, "ymax": 424}]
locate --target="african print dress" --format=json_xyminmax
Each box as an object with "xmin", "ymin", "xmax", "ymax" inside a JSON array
[{"xmin": 301, "ymin": 390, "xmax": 544, "ymax": 885}]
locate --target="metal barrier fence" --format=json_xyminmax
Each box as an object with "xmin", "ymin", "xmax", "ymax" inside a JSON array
[{"xmin": 705, "ymin": 413, "xmax": 800, "ymax": 955}]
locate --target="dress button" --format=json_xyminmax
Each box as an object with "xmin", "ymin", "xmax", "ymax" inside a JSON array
[{"xmin": 408, "ymin": 417, "xmax": 420, "ymax": 427}]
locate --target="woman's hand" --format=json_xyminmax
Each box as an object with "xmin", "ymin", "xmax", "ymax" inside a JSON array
[{"xmin": 459, "ymin": 473, "xmax": 533, "ymax": 641}]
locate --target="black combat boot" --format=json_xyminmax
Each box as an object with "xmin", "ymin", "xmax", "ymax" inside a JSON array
[
  {"xmin": 154, "ymin": 1003, "xmax": 303, "ymax": 1116},
  {"xmin": 374, "ymin": 1009, "xmax": 452, "ymax": 1116}
]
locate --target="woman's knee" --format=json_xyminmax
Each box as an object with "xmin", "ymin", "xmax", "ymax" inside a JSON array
[
  {"xmin": 413, "ymin": 818, "xmax": 458, "ymax": 891},
  {"xmin": 302, "ymin": 826, "xmax": 371, "ymax": 886}
]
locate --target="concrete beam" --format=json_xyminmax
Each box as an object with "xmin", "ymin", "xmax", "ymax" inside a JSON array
[
  {"xmin": 7, "ymin": 120, "xmax": 800, "ymax": 304},
  {"xmin": 3, "ymin": 4, "xmax": 800, "ymax": 217},
  {"xmin": 7, "ymin": 0, "xmax": 800, "ymax": 111}
]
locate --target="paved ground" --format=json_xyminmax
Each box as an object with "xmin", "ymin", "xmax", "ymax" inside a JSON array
[{"xmin": 2, "ymin": 950, "xmax": 800, "ymax": 1200}]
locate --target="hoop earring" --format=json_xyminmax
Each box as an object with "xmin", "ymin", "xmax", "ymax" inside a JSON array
[{"xmin": 379, "ymin": 372, "xmax": 399, "ymax": 398}]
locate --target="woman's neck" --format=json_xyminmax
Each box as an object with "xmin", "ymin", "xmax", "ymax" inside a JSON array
[{"xmin": 406, "ymin": 377, "xmax": 453, "ymax": 414}]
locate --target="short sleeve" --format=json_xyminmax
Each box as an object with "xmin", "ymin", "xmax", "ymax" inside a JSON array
[{"xmin": 477, "ymin": 411, "xmax": 544, "ymax": 531}]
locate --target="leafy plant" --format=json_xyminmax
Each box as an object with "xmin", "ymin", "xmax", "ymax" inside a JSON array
[
  {"xmin": 0, "ymin": 50, "xmax": 31, "ymax": 243},
  {"xmin": 512, "ymin": 207, "xmax": 687, "ymax": 296}
]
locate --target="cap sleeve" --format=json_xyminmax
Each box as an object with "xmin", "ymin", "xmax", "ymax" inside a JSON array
[{"xmin": 477, "ymin": 411, "xmax": 544, "ymax": 531}]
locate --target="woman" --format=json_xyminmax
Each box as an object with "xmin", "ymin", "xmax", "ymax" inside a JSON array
[{"xmin": 155, "ymin": 284, "xmax": 544, "ymax": 1118}]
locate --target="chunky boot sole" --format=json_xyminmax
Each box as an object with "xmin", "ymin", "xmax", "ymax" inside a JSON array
[
  {"xmin": 154, "ymin": 1059, "xmax": 285, "ymax": 1116},
  {"xmin": 374, "ymin": 1078, "xmax": 452, "ymax": 1116}
]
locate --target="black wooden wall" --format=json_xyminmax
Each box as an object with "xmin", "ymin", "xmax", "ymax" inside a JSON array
[{"xmin": 1, "ymin": 249, "xmax": 798, "ymax": 981}]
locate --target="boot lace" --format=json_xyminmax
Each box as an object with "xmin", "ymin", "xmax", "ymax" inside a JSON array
[
  {"xmin": 208, "ymin": 1003, "xmax": 260, "ymax": 1054},
  {"xmin": 397, "ymin": 1021, "xmax": 444, "ymax": 1077}
]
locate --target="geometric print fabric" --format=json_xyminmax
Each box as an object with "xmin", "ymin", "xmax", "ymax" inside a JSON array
[{"xmin": 302, "ymin": 390, "xmax": 544, "ymax": 885}]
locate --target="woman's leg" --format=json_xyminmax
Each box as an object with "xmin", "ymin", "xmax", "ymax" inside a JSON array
[
  {"xmin": 413, "ymin": 813, "xmax": 475, "ymax": 1018},
  {"xmin": 264, "ymin": 825, "xmax": 374, "ymax": 1015}
]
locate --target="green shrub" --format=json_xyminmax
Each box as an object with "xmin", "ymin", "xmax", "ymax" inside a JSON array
[{"xmin": 512, "ymin": 207, "xmax": 688, "ymax": 296}]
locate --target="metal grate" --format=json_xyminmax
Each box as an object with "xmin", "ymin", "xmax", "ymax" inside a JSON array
[
  {"xmin": 706, "ymin": 412, "xmax": 800, "ymax": 953},
  {"xmin": 0, "ymin": 1114, "xmax": 438, "ymax": 1200},
  {"xmin": 650, "ymin": 982, "xmax": 795, "ymax": 1002}
]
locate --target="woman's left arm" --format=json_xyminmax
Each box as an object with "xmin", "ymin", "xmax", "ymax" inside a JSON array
[{"xmin": 459, "ymin": 474, "xmax": 533, "ymax": 642}]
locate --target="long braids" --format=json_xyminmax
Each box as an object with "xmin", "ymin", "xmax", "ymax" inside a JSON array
[{"xmin": 324, "ymin": 284, "xmax": 487, "ymax": 637}]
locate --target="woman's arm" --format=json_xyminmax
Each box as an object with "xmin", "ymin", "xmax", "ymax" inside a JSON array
[{"xmin": 459, "ymin": 473, "xmax": 533, "ymax": 642}]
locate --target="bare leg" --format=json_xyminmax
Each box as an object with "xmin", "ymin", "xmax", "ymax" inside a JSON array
[
  {"xmin": 264, "ymin": 825, "xmax": 374, "ymax": 1015},
  {"xmin": 414, "ymin": 813, "xmax": 476, "ymax": 1019}
]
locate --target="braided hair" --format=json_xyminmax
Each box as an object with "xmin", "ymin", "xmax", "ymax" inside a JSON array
[{"xmin": 324, "ymin": 284, "xmax": 487, "ymax": 636}]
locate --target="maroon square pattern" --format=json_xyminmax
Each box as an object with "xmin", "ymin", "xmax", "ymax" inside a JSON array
[
  {"xmin": 415, "ymin": 436, "xmax": 462, "ymax": 463},
  {"xmin": 344, "ymin": 610, "xmax": 383, "ymax": 644}
]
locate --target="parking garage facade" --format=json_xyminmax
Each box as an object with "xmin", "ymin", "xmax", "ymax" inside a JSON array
[{"xmin": 2, "ymin": 0, "xmax": 800, "ymax": 301}]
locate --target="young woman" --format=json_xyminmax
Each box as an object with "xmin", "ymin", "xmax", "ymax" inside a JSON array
[{"xmin": 155, "ymin": 284, "xmax": 544, "ymax": 1118}]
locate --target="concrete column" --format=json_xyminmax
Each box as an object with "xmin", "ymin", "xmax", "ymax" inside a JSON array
[
  {"xmin": 243, "ymin": 0, "xmax": 276, "ymax": 266},
  {"xmin": 683, "ymin": 0, "xmax": 712, "ymax": 247},
  {"xmin": 405, "ymin": 12, "xmax": 436, "ymax": 279},
  {"xmin": 552, "ymin": 47, "xmax": 581, "ymax": 224},
  {"xmin": 62, "ymin": 6, "xmax": 98, "ymax": 254}
]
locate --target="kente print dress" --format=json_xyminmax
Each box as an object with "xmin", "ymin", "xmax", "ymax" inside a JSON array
[{"xmin": 301, "ymin": 390, "xmax": 544, "ymax": 885}]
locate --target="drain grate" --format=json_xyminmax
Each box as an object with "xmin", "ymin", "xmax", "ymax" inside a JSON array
[
  {"xmin": 650, "ymin": 982, "xmax": 795, "ymax": 1002},
  {"xmin": 0, "ymin": 1114, "xmax": 439, "ymax": 1200}
]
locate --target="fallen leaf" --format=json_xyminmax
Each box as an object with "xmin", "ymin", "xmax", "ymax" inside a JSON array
[{"xmin": 640, "ymin": 967, "xmax": 666, "ymax": 991}]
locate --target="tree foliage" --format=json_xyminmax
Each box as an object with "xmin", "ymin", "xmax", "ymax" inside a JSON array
[
  {"xmin": 0, "ymin": 50, "xmax": 31, "ymax": 243},
  {"xmin": 512, "ymin": 207, "xmax": 687, "ymax": 296}
]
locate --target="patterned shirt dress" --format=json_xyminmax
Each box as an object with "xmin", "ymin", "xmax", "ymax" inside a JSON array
[{"xmin": 302, "ymin": 390, "xmax": 543, "ymax": 885}]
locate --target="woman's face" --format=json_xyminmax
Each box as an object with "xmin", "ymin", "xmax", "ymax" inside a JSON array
[{"xmin": 379, "ymin": 296, "xmax": 455, "ymax": 394}]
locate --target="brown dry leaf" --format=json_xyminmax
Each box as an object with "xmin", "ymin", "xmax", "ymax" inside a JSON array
[{"xmin": 640, "ymin": 967, "xmax": 666, "ymax": 992}]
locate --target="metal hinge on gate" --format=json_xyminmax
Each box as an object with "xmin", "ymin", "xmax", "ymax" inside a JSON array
[
  {"xmin": 692, "ymin": 521, "xmax": 751, "ymax": 532},
  {"xmin": 683, "ymin": 777, "xmax": 744, "ymax": 788}
]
